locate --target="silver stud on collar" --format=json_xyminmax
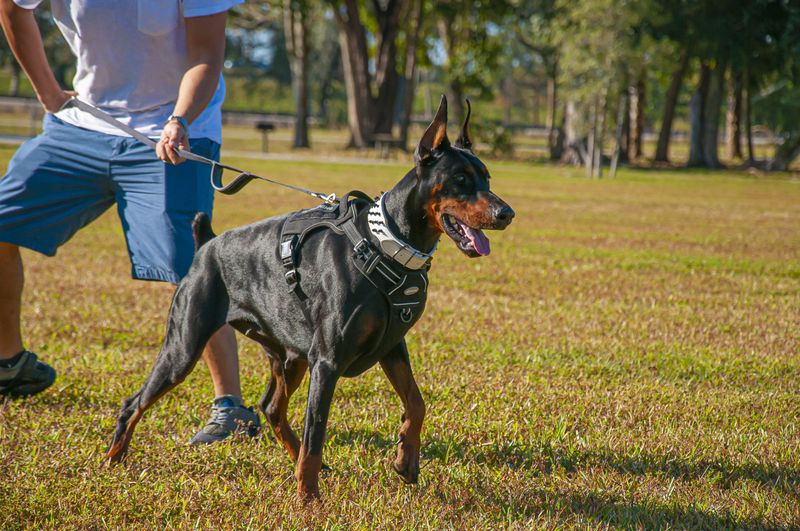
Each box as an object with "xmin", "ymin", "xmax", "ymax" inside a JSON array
[{"xmin": 367, "ymin": 193, "xmax": 437, "ymax": 270}]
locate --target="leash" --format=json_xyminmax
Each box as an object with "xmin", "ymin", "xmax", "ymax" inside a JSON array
[{"xmin": 60, "ymin": 97, "xmax": 337, "ymax": 203}]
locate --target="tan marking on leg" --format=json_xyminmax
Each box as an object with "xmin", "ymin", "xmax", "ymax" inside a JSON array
[
  {"xmin": 267, "ymin": 359, "xmax": 307, "ymax": 462},
  {"xmin": 106, "ymin": 409, "xmax": 143, "ymax": 464},
  {"xmin": 295, "ymin": 446, "xmax": 322, "ymax": 502}
]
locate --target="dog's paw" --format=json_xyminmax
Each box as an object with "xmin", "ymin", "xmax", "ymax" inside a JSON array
[
  {"xmin": 297, "ymin": 483, "xmax": 321, "ymax": 504},
  {"xmin": 392, "ymin": 448, "xmax": 420, "ymax": 484},
  {"xmin": 104, "ymin": 444, "xmax": 127, "ymax": 466}
]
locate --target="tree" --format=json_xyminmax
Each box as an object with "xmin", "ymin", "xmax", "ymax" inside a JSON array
[
  {"xmin": 515, "ymin": 0, "xmax": 562, "ymax": 159},
  {"xmin": 328, "ymin": 0, "xmax": 406, "ymax": 148},
  {"xmin": 283, "ymin": 0, "xmax": 311, "ymax": 148},
  {"xmin": 233, "ymin": 2, "xmax": 312, "ymax": 148},
  {"xmin": 432, "ymin": 0, "xmax": 512, "ymax": 125},
  {"xmin": 556, "ymin": 0, "xmax": 646, "ymax": 173},
  {"xmin": 725, "ymin": 69, "xmax": 743, "ymax": 160},
  {"xmin": 397, "ymin": 0, "xmax": 424, "ymax": 149},
  {"xmin": 653, "ymin": 46, "xmax": 690, "ymax": 162},
  {"xmin": 687, "ymin": 62, "xmax": 710, "ymax": 167}
]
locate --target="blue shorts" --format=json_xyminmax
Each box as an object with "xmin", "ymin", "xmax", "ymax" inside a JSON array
[{"xmin": 0, "ymin": 114, "xmax": 217, "ymax": 283}]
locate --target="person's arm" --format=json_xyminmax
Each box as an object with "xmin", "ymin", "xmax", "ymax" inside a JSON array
[
  {"xmin": 0, "ymin": 0, "xmax": 71, "ymax": 112},
  {"xmin": 156, "ymin": 11, "xmax": 227, "ymax": 165}
]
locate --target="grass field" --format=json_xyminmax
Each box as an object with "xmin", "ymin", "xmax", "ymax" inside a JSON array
[{"xmin": 0, "ymin": 145, "xmax": 799, "ymax": 528}]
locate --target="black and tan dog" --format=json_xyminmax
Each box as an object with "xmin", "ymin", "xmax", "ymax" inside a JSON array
[{"xmin": 106, "ymin": 96, "xmax": 514, "ymax": 501}]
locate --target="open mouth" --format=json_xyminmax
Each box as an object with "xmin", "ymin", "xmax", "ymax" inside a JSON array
[{"xmin": 441, "ymin": 214, "xmax": 490, "ymax": 257}]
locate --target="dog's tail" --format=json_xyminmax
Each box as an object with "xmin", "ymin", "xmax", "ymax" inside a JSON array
[{"xmin": 192, "ymin": 212, "xmax": 216, "ymax": 251}]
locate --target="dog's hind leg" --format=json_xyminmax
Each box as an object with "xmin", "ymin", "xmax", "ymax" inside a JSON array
[
  {"xmin": 379, "ymin": 340, "xmax": 425, "ymax": 485},
  {"xmin": 259, "ymin": 354, "xmax": 308, "ymax": 462},
  {"xmin": 106, "ymin": 275, "xmax": 228, "ymax": 464}
]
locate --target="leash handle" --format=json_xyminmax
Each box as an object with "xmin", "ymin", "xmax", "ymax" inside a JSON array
[
  {"xmin": 62, "ymin": 97, "xmax": 338, "ymax": 203},
  {"xmin": 210, "ymin": 164, "xmax": 257, "ymax": 195}
]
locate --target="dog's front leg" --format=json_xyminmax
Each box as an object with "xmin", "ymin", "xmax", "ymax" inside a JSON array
[
  {"xmin": 380, "ymin": 340, "xmax": 425, "ymax": 484},
  {"xmin": 295, "ymin": 358, "xmax": 338, "ymax": 502}
]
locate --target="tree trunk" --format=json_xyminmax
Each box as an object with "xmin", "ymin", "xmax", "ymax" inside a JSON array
[
  {"xmin": 436, "ymin": 18, "xmax": 465, "ymax": 124},
  {"xmin": 552, "ymin": 101, "xmax": 566, "ymax": 160},
  {"xmin": 284, "ymin": 0, "xmax": 310, "ymax": 148},
  {"xmin": 629, "ymin": 76, "xmax": 645, "ymax": 160},
  {"xmin": 560, "ymin": 100, "xmax": 584, "ymax": 165},
  {"xmin": 655, "ymin": 46, "xmax": 689, "ymax": 162},
  {"xmin": 317, "ymin": 45, "xmax": 340, "ymax": 127},
  {"xmin": 702, "ymin": 56, "xmax": 727, "ymax": 168},
  {"xmin": 423, "ymin": 70, "xmax": 433, "ymax": 119},
  {"xmin": 725, "ymin": 71, "xmax": 742, "ymax": 160},
  {"xmin": 398, "ymin": 0, "xmax": 423, "ymax": 150},
  {"xmin": 594, "ymin": 88, "xmax": 609, "ymax": 177},
  {"xmin": 545, "ymin": 62, "xmax": 559, "ymax": 160},
  {"xmin": 766, "ymin": 135, "xmax": 800, "ymax": 171},
  {"xmin": 688, "ymin": 63, "xmax": 710, "ymax": 167},
  {"xmin": 743, "ymin": 66, "xmax": 755, "ymax": 164},
  {"xmin": 371, "ymin": 0, "xmax": 404, "ymax": 136},
  {"xmin": 335, "ymin": 2, "xmax": 373, "ymax": 148},
  {"xmin": 586, "ymin": 98, "xmax": 597, "ymax": 178},
  {"xmin": 9, "ymin": 63, "xmax": 20, "ymax": 96},
  {"xmin": 447, "ymin": 78, "xmax": 465, "ymax": 125},
  {"xmin": 610, "ymin": 90, "xmax": 628, "ymax": 178},
  {"xmin": 620, "ymin": 91, "xmax": 630, "ymax": 163}
]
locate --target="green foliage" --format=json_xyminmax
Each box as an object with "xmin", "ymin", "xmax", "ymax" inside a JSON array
[
  {"xmin": 480, "ymin": 123, "xmax": 515, "ymax": 157},
  {"xmin": 754, "ymin": 80, "xmax": 800, "ymax": 141},
  {"xmin": 431, "ymin": 0, "xmax": 514, "ymax": 100}
]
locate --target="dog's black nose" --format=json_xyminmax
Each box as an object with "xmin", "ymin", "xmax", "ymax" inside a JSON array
[{"xmin": 495, "ymin": 205, "xmax": 515, "ymax": 225}]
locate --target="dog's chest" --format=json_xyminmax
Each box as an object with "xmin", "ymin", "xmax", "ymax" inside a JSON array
[{"xmin": 278, "ymin": 199, "xmax": 430, "ymax": 369}]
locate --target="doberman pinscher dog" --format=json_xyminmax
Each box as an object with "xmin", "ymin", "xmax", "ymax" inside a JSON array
[{"xmin": 106, "ymin": 96, "xmax": 514, "ymax": 501}]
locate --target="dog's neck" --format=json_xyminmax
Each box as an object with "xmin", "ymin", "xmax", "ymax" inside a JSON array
[{"xmin": 381, "ymin": 169, "xmax": 441, "ymax": 255}]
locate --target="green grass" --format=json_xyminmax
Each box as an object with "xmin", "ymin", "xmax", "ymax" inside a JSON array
[{"xmin": 0, "ymin": 151, "xmax": 798, "ymax": 528}]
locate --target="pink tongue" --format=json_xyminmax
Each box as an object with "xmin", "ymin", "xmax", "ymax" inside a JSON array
[{"xmin": 463, "ymin": 225, "xmax": 491, "ymax": 256}]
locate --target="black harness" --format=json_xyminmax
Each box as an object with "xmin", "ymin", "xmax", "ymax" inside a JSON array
[{"xmin": 279, "ymin": 191, "xmax": 430, "ymax": 340}]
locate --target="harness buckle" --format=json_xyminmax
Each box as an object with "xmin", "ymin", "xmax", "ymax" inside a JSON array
[
  {"xmin": 353, "ymin": 238, "xmax": 372, "ymax": 261},
  {"xmin": 285, "ymin": 269, "xmax": 299, "ymax": 289}
]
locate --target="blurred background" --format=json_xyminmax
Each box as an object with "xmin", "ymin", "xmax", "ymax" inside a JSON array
[{"xmin": 1, "ymin": 0, "xmax": 798, "ymax": 172}]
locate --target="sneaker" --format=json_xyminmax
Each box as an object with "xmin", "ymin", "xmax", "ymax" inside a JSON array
[
  {"xmin": 0, "ymin": 351, "xmax": 56, "ymax": 398},
  {"xmin": 189, "ymin": 394, "xmax": 261, "ymax": 445}
]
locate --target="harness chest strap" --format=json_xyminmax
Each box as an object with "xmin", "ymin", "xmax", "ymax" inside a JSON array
[{"xmin": 278, "ymin": 193, "xmax": 431, "ymax": 328}]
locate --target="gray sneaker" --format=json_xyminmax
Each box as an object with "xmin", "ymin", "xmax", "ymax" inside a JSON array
[
  {"xmin": 189, "ymin": 395, "xmax": 261, "ymax": 445},
  {"xmin": 0, "ymin": 351, "xmax": 56, "ymax": 398}
]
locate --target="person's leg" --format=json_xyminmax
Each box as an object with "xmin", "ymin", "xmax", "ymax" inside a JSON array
[
  {"xmin": 0, "ymin": 242, "xmax": 23, "ymax": 359},
  {"xmin": 111, "ymin": 137, "xmax": 257, "ymax": 442},
  {"xmin": 0, "ymin": 115, "xmax": 116, "ymax": 396},
  {"xmin": 203, "ymin": 324, "xmax": 241, "ymax": 398}
]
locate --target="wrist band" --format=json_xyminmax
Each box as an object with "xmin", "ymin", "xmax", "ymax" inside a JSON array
[{"xmin": 166, "ymin": 115, "xmax": 189, "ymax": 133}]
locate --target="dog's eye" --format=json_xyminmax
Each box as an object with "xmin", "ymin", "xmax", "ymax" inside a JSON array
[{"xmin": 454, "ymin": 174, "xmax": 467, "ymax": 187}]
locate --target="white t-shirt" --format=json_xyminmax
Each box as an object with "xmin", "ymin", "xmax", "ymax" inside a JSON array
[{"xmin": 15, "ymin": 0, "xmax": 242, "ymax": 143}]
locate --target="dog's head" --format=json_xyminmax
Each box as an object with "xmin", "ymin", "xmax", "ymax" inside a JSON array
[{"xmin": 414, "ymin": 96, "xmax": 514, "ymax": 257}]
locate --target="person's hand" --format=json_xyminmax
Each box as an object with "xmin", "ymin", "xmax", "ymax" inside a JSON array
[
  {"xmin": 157, "ymin": 119, "xmax": 189, "ymax": 165},
  {"xmin": 38, "ymin": 89, "xmax": 77, "ymax": 113}
]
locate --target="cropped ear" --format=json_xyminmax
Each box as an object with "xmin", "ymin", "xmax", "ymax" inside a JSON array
[
  {"xmin": 414, "ymin": 95, "xmax": 449, "ymax": 164},
  {"xmin": 454, "ymin": 99, "xmax": 473, "ymax": 151}
]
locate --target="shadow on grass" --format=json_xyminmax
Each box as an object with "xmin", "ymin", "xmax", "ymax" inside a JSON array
[
  {"xmin": 330, "ymin": 427, "xmax": 800, "ymax": 501},
  {"xmin": 329, "ymin": 427, "xmax": 786, "ymax": 527},
  {"xmin": 491, "ymin": 487, "xmax": 773, "ymax": 529}
]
